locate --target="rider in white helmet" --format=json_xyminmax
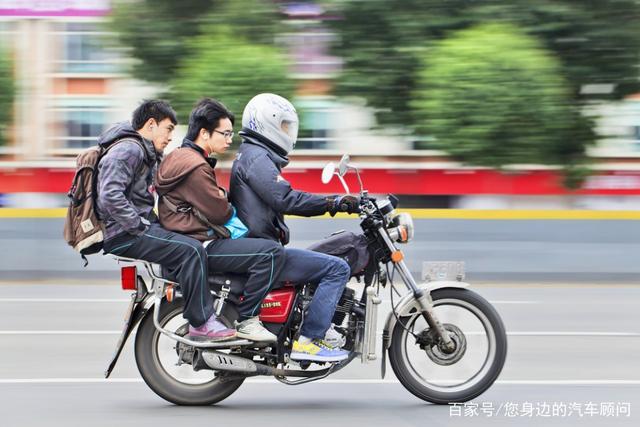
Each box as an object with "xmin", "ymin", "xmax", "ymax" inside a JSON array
[{"xmin": 230, "ymin": 93, "xmax": 360, "ymax": 362}]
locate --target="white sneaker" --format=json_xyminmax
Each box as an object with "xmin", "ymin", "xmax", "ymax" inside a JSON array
[
  {"xmin": 235, "ymin": 316, "xmax": 277, "ymax": 342},
  {"xmin": 323, "ymin": 324, "xmax": 346, "ymax": 349}
]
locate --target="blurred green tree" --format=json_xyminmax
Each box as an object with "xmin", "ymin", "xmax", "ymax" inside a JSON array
[
  {"xmin": 412, "ymin": 23, "xmax": 594, "ymax": 170},
  {"xmin": 0, "ymin": 48, "xmax": 15, "ymax": 147},
  {"xmin": 169, "ymin": 27, "xmax": 294, "ymax": 125},
  {"xmin": 329, "ymin": 0, "xmax": 640, "ymax": 134},
  {"xmin": 110, "ymin": 0, "xmax": 280, "ymax": 84}
]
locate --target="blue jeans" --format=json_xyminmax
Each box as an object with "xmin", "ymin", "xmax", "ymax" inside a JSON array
[{"xmin": 279, "ymin": 248, "xmax": 351, "ymax": 339}]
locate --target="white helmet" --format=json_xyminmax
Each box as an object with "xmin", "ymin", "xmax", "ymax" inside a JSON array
[{"xmin": 242, "ymin": 93, "xmax": 299, "ymax": 154}]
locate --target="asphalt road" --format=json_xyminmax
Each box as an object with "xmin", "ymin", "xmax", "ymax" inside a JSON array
[
  {"xmin": 1, "ymin": 217, "xmax": 640, "ymax": 426},
  {"xmin": 0, "ymin": 283, "xmax": 639, "ymax": 426},
  {"xmin": 2, "ymin": 217, "xmax": 640, "ymax": 282}
]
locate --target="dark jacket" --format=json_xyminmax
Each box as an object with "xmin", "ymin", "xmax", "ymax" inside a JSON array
[
  {"xmin": 96, "ymin": 122, "xmax": 160, "ymax": 241},
  {"xmin": 155, "ymin": 140, "xmax": 233, "ymax": 242},
  {"xmin": 230, "ymin": 129, "xmax": 329, "ymax": 245}
]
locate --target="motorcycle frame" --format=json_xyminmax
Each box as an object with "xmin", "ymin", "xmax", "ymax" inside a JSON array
[{"xmin": 106, "ymin": 162, "xmax": 461, "ymax": 379}]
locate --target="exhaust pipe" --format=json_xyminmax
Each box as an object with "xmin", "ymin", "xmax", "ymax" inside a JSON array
[
  {"xmin": 197, "ymin": 350, "xmax": 275, "ymax": 376},
  {"xmin": 194, "ymin": 350, "xmax": 344, "ymax": 379}
]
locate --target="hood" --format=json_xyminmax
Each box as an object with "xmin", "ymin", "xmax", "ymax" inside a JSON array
[
  {"xmin": 239, "ymin": 128, "xmax": 289, "ymax": 168},
  {"xmin": 98, "ymin": 121, "xmax": 158, "ymax": 164},
  {"xmin": 156, "ymin": 146, "xmax": 206, "ymax": 193}
]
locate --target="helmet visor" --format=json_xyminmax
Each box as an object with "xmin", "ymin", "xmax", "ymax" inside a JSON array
[{"xmin": 281, "ymin": 119, "xmax": 299, "ymax": 144}]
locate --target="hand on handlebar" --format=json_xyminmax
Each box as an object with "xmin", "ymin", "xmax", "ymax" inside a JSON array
[{"xmin": 327, "ymin": 195, "xmax": 361, "ymax": 216}]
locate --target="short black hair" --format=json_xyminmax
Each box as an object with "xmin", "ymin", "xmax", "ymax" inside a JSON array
[
  {"xmin": 131, "ymin": 99, "xmax": 177, "ymax": 131},
  {"xmin": 185, "ymin": 98, "xmax": 235, "ymax": 141}
]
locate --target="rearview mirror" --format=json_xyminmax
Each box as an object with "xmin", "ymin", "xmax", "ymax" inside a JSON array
[
  {"xmin": 338, "ymin": 154, "xmax": 350, "ymax": 177},
  {"xmin": 321, "ymin": 162, "xmax": 336, "ymax": 184}
]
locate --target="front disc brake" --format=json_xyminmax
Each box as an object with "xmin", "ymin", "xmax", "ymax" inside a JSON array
[{"xmin": 418, "ymin": 323, "xmax": 467, "ymax": 366}]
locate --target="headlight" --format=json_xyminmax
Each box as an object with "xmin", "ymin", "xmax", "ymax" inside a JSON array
[
  {"xmin": 375, "ymin": 199, "xmax": 395, "ymax": 216},
  {"xmin": 388, "ymin": 212, "xmax": 414, "ymax": 244}
]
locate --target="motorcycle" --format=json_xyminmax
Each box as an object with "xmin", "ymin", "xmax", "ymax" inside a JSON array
[{"xmin": 104, "ymin": 154, "xmax": 507, "ymax": 405}]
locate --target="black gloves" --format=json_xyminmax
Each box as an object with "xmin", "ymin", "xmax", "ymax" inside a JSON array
[{"xmin": 327, "ymin": 195, "xmax": 361, "ymax": 216}]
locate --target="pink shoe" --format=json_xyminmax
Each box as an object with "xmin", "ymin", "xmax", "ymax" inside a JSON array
[{"xmin": 188, "ymin": 313, "xmax": 236, "ymax": 342}]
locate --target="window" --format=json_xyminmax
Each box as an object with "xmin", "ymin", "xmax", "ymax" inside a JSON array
[
  {"xmin": 55, "ymin": 23, "xmax": 119, "ymax": 73},
  {"xmin": 62, "ymin": 108, "xmax": 107, "ymax": 148},
  {"xmin": 50, "ymin": 99, "xmax": 113, "ymax": 150}
]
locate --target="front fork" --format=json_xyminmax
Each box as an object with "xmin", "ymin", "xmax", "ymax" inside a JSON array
[{"xmin": 377, "ymin": 226, "xmax": 455, "ymax": 352}]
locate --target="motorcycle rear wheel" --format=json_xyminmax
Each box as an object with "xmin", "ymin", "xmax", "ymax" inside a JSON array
[
  {"xmin": 389, "ymin": 287, "xmax": 507, "ymax": 404},
  {"xmin": 134, "ymin": 298, "xmax": 245, "ymax": 405}
]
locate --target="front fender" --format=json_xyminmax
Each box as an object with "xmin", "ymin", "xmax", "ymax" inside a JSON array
[{"xmin": 381, "ymin": 281, "xmax": 470, "ymax": 352}]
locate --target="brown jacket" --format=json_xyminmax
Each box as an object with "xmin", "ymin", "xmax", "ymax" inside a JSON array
[{"xmin": 155, "ymin": 143, "xmax": 232, "ymax": 242}]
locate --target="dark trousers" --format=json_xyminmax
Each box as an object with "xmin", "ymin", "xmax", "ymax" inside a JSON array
[
  {"xmin": 279, "ymin": 248, "xmax": 351, "ymax": 339},
  {"xmin": 205, "ymin": 238, "xmax": 285, "ymax": 321},
  {"xmin": 104, "ymin": 223, "xmax": 213, "ymax": 328}
]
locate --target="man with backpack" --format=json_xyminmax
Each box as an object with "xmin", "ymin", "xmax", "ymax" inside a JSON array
[{"xmin": 96, "ymin": 100, "xmax": 235, "ymax": 341}]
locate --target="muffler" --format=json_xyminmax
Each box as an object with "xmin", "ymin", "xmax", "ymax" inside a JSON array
[
  {"xmin": 193, "ymin": 350, "xmax": 348, "ymax": 379},
  {"xmin": 195, "ymin": 350, "xmax": 275, "ymax": 376}
]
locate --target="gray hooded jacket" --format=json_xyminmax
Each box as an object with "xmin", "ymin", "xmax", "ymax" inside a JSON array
[
  {"xmin": 96, "ymin": 122, "xmax": 160, "ymax": 241},
  {"xmin": 230, "ymin": 129, "xmax": 328, "ymax": 245}
]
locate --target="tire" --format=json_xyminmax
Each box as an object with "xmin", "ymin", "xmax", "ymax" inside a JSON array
[
  {"xmin": 388, "ymin": 288, "xmax": 507, "ymax": 404},
  {"xmin": 134, "ymin": 298, "xmax": 244, "ymax": 405}
]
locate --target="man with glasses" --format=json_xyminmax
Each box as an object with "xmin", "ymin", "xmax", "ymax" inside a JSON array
[
  {"xmin": 98, "ymin": 100, "xmax": 236, "ymax": 342},
  {"xmin": 155, "ymin": 98, "xmax": 285, "ymax": 342}
]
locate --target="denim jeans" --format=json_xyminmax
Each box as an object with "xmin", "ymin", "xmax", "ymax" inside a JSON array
[
  {"xmin": 205, "ymin": 237, "xmax": 285, "ymax": 321},
  {"xmin": 279, "ymin": 248, "xmax": 351, "ymax": 339}
]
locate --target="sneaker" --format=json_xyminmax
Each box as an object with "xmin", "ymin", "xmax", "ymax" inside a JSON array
[
  {"xmin": 290, "ymin": 338, "xmax": 349, "ymax": 362},
  {"xmin": 235, "ymin": 316, "xmax": 277, "ymax": 342},
  {"xmin": 323, "ymin": 324, "xmax": 346, "ymax": 349},
  {"xmin": 188, "ymin": 313, "xmax": 236, "ymax": 342}
]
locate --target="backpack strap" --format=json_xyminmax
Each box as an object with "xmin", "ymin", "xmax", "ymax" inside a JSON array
[
  {"xmin": 103, "ymin": 137, "xmax": 149, "ymax": 163},
  {"xmin": 97, "ymin": 136, "xmax": 154, "ymax": 197},
  {"xmin": 159, "ymin": 193, "xmax": 230, "ymax": 239}
]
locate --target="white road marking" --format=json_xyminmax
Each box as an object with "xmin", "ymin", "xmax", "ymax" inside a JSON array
[
  {"xmin": 0, "ymin": 298, "xmax": 539, "ymax": 304},
  {"xmin": 0, "ymin": 330, "xmax": 638, "ymax": 336},
  {"xmin": 506, "ymin": 332, "xmax": 640, "ymax": 337},
  {"xmin": 0, "ymin": 298, "xmax": 129, "ymax": 303},
  {"xmin": 488, "ymin": 301, "xmax": 539, "ymax": 304},
  {"xmin": 1, "ymin": 378, "xmax": 640, "ymax": 385},
  {"xmin": 378, "ymin": 300, "xmax": 539, "ymax": 305},
  {"xmin": 0, "ymin": 331, "xmax": 123, "ymax": 335}
]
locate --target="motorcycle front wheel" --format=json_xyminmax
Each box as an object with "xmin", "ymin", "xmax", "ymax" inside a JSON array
[
  {"xmin": 388, "ymin": 287, "xmax": 507, "ymax": 404},
  {"xmin": 134, "ymin": 298, "xmax": 245, "ymax": 405}
]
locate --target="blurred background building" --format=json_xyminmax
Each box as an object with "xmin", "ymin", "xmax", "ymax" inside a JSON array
[{"xmin": 1, "ymin": 0, "xmax": 640, "ymax": 208}]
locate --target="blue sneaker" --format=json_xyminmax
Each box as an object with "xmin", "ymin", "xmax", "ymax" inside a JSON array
[{"xmin": 290, "ymin": 338, "xmax": 349, "ymax": 362}]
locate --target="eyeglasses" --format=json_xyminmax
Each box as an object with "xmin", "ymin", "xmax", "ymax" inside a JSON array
[{"xmin": 213, "ymin": 130, "xmax": 234, "ymax": 139}]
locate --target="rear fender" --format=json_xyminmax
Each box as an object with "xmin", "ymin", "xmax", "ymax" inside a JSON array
[{"xmin": 104, "ymin": 294, "xmax": 155, "ymax": 378}]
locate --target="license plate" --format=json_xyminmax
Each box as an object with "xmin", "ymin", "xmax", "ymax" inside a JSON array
[{"xmin": 422, "ymin": 261, "xmax": 465, "ymax": 282}]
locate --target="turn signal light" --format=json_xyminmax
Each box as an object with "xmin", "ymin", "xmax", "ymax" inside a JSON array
[
  {"xmin": 391, "ymin": 250, "xmax": 404, "ymax": 263},
  {"xmin": 121, "ymin": 266, "xmax": 137, "ymax": 291}
]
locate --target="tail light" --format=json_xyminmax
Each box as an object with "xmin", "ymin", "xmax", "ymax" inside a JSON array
[{"xmin": 121, "ymin": 266, "xmax": 137, "ymax": 291}]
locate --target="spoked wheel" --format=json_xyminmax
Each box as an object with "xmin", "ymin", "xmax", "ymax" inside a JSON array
[
  {"xmin": 134, "ymin": 298, "xmax": 245, "ymax": 405},
  {"xmin": 389, "ymin": 288, "xmax": 507, "ymax": 404}
]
